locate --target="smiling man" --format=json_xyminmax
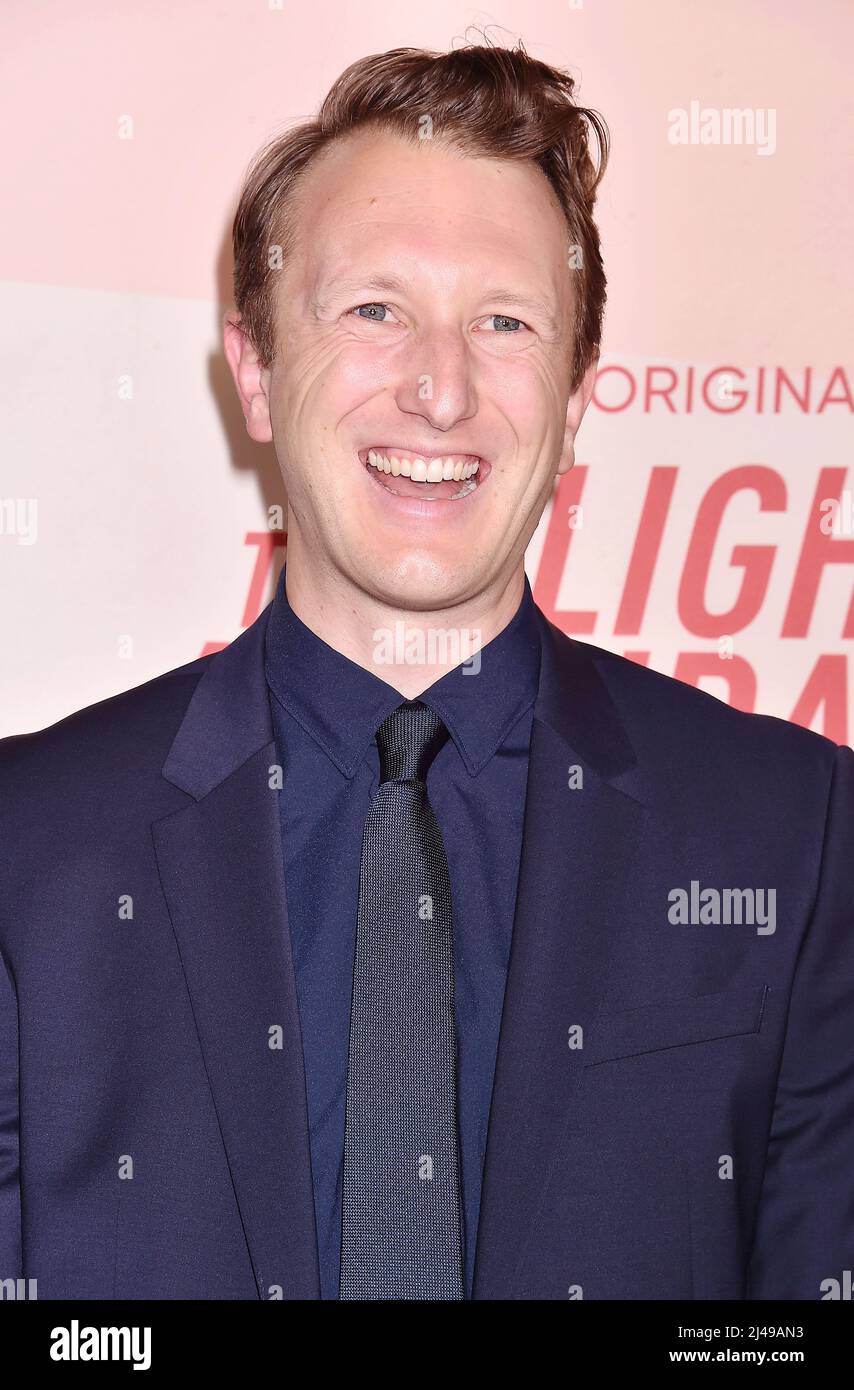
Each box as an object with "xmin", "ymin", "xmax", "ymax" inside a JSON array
[
  {"xmin": 1, "ymin": 42, "xmax": 853, "ymax": 1303},
  {"xmin": 225, "ymin": 57, "xmax": 600, "ymax": 680}
]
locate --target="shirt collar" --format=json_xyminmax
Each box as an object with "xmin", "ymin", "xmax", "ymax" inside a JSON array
[{"xmin": 264, "ymin": 568, "xmax": 542, "ymax": 779}]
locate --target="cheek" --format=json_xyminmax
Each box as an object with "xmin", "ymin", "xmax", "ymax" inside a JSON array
[
  {"xmin": 298, "ymin": 334, "xmax": 391, "ymax": 405},
  {"xmin": 297, "ymin": 356, "xmax": 391, "ymax": 452},
  {"xmin": 273, "ymin": 334, "xmax": 361, "ymax": 419},
  {"xmin": 483, "ymin": 357, "xmax": 564, "ymax": 447},
  {"xmin": 336, "ymin": 344, "xmax": 395, "ymax": 394}
]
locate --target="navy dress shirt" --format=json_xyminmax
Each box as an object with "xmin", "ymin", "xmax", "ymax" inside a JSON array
[{"xmin": 264, "ymin": 568, "xmax": 541, "ymax": 1298}]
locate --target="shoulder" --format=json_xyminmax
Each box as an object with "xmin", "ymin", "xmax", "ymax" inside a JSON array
[
  {"xmin": 562, "ymin": 631, "xmax": 844, "ymax": 811},
  {"xmin": 0, "ymin": 652, "xmax": 213, "ymax": 794}
]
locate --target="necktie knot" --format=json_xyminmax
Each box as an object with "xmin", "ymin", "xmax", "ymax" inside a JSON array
[{"xmin": 375, "ymin": 701, "xmax": 449, "ymax": 785}]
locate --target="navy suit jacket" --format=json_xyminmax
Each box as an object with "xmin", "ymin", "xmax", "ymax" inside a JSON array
[{"xmin": 1, "ymin": 598, "xmax": 852, "ymax": 1300}]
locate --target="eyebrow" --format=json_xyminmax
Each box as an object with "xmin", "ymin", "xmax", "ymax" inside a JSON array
[
  {"xmin": 313, "ymin": 274, "xmax": 564, "ymax": 336},
  {"xmin": 478, "ymin": 287, "xmax": 564, "ymax": 336},
  {"xmin": 311, "ymin": 274, "xmax": 410, "ymax": 314}
]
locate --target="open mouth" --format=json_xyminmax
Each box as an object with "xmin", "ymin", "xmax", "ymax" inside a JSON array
[{"xmin": 358, "ymin": 447, "xmax": 490, "ymax": 501}]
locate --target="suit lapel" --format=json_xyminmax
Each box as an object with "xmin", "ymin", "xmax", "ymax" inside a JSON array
[
  {"xmin": 152, "ymin": 611, "xmax": 319, "ymax": 1300},
  {"xmin": 473, "ymin": 616, "xmax": 650, "ymax": 1298}
]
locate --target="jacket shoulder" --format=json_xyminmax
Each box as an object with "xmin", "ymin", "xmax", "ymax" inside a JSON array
[
  {"xmin": 0, "ymin": 652, "xmax": 213, "ymax": 784},
  {"xmin": 570, "ymin": 633, "xmax": 841, "ymax": 778}
]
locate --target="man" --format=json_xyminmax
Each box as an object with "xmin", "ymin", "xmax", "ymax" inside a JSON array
[{"xmin": 1, "ymin": 41, "xmax": 852, "ymax": 1302}]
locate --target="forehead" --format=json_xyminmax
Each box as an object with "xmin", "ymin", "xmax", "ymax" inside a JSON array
[{"xmin": 286, "ymin": 127, "xmax": 570, "ymax": 296}]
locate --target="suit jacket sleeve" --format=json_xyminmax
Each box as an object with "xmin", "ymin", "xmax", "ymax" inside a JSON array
[
  {"xmin": 0, "ymin": 943, "xmax": 21, "ymax": 1283},
  {"xmin": 747, "ymin": 742, "xmax": 854, "ymax": 1299}
]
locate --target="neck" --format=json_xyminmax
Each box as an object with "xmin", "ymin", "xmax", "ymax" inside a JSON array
[{"xmin": 283, "ymin": 543, "xmax": 526, "ymax": 699}]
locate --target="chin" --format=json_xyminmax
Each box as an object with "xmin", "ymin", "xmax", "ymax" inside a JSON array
[{"xmin": 353, "ymin": 550, "xmax": 482, "ymax": 614}]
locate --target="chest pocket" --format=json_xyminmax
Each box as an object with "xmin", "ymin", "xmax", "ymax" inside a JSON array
[{"xmin": 582, "ymin": 982, "xmax": 768, "ymax": 1067}]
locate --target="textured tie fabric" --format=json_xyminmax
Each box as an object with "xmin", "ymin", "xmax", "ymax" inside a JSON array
[{"xmin": 339, "ymin": 701, "xmax": 465, "ymax": 1300}]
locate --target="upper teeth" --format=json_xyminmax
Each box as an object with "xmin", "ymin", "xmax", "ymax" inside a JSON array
[{"xmin": 367, "ymin": 449, "xmax": 480, "ymax": 482}]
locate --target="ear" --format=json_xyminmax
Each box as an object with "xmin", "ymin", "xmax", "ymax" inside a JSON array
[
  {"xmin": 222, "ymin": 310, "xmax": 273, "ymax": 444},
  {"xmin": 557, "ymin": 357, "xmax": 598, "ymax": 476}
]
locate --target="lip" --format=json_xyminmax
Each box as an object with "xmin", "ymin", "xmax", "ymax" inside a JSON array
[{"xmin": 356, "ymin": 445, "xmax": 491, "ymax": 515}]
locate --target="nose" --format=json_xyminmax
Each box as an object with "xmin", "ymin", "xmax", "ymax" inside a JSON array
[{"xmin": 392, "ymin": 323, "xmax": 478, "ymax": 432}]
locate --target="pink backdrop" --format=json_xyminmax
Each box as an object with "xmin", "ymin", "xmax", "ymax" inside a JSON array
[{"xmin": 2, "ymin": 0, "xmax": 852, "ymax": 742}]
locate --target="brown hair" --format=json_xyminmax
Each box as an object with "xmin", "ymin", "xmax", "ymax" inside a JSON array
[{"xmin": 232, "ymin": 38, "xmax": 609, "ymax": 391}]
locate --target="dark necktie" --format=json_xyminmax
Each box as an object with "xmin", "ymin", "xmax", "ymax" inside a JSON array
[{"xmin": 339, "ymin": 700, "xmax": 464, "ymax": 1300}]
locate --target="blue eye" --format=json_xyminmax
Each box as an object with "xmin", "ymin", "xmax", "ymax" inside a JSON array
[
  {"xmin": 490, "ymin": 314, "xmax": 523, "ymax": 332},
  {"xmin": 354, "ymin": 303, "xmax": 389, "ymax": 321}
]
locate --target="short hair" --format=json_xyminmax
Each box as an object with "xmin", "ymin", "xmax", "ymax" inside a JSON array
[{"xmin": 232, "ymin": 39, "xmax": 609, "ymax": 391}]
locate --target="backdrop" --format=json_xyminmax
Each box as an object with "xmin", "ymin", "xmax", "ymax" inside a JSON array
[{"xmin": 2, "ymin": 0, "xmax": 852, "ymax": 743}]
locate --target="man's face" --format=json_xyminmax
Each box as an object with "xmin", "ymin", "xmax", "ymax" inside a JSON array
[{"xmin": 240, "ymin": 128, "xmax": 595, "ymax": 613}]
